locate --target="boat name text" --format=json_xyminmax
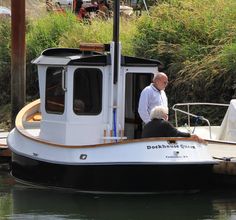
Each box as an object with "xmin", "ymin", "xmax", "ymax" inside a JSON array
[{"xmin": 146, "ymin": 144, "xmax": 196, "ymax": 150}]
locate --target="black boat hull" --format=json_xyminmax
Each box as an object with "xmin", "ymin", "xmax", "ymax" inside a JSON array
[{"xmin": 11, "ymin": 152, "xmax": 214, "ymax": 193}]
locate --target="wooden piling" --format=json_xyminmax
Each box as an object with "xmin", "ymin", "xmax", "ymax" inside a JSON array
[{"xmin": 11, "ymin": 0, "xmax": 26, "ymax": 128}]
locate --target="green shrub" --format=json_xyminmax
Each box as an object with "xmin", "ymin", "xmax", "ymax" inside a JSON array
[
  {"xmin": 0, "ymin": 18, "xmax": 11, "ymax": 106},
  {"xmin": 133, "ymin": 0, "xmax": 236, "ymax": 107},
  {"xmin": 27, "ymin": 11, "xmax": 78, "ymax": 58}
]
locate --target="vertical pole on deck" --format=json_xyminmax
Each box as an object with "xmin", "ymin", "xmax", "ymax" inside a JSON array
[
  {"xmin": 113, "ymin": 0, "xmax": 120, "ymax": 84},
  {"xmin": 111, "ymin": 0, "xmax": 121, "ymax": 141},
  {"xmin": 11, "ymin": 0, "xmax": 26, "ymax": 128}
]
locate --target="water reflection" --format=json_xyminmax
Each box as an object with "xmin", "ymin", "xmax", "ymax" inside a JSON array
[{"xmin": 1, "ymin": 170, "xmax": 236, "ymax": 220}]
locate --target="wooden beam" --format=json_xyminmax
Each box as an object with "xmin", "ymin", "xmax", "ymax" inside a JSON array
[{"xmin": 11, "ymin": 0, "xmax": 26, "ymax": 128}]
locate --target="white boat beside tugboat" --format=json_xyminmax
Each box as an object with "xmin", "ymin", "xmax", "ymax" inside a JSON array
[
  {"xmin": 172, "ymin": 100, "xmax": 236, "ymax": 157},
  {"xmin": 173, "ymin": 100, "xmax": 236, "ymax": 186}
]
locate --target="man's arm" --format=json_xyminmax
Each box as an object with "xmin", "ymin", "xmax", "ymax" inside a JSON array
[
  {"xmin": 138, "ymin": 90, "xmax": 150, "ymax": 124},
  {"xmin": 164, "ymin": 121, "xmax": 191, "ymax": 137}
]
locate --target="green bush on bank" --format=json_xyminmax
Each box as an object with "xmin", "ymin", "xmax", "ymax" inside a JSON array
[
  {"xmin": 0, "ymin": 18, "xmax": 11, "ymax": 107},
  {"xmin": 133, "ymin": 0, "xmax": 236, "ymax": 107},
  {"xmin": 27, "ymin": 12, "xmax": 78, "ymax": 58},
  {"xmin": 0, "ymin": 18, "xmax": 11, "ymax": 130}
]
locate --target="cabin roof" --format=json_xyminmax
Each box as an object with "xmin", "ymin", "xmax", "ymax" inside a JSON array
[{"xmin": 32, "ymin": 48, "xmax": 163, "ymax": 68}]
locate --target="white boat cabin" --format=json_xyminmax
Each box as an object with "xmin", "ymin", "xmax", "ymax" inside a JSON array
[{"xmin": 32, "ymin": 44, "xmax": 162, "ymax": 145}]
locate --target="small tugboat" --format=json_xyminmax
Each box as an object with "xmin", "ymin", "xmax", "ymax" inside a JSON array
[{"xmin": 7, "ymin": 1, "xmax": 216, "ymax": 193}]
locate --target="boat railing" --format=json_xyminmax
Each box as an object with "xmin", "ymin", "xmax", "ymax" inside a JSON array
[{"xmin": 172, "ymin": 102, "xmax": 229, "ymax": 139}]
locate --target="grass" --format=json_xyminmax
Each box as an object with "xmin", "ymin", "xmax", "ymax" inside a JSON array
[{"xmin": 59, "ymin": 16, "xmax": 137, "ymax": 56}]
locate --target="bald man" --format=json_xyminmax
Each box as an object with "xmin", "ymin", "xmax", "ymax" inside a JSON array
[{"xmin": 138, "ymin": 72, "xmax": 168, "ymax": 124}]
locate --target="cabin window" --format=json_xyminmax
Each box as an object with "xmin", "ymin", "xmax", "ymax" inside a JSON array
[
  {"xmin": 73, "ymin": 68, "xmax": 102, "ymax": 115},
  {"xmin": 45, "ymin": 67, "xmax": 65, "ymax": 114}
]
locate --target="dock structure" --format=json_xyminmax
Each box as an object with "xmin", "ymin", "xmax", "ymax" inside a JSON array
[
  {"xmin": 0, "ymin": 131, "xmax": 11, "ymax": 162},
  {"xmin": 207, "ymin": 141, "xmax": 236, "ymax": 183}
]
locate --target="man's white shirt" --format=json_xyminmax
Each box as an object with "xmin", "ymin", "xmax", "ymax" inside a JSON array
[{"xmin": 138, "ymin": 83, "xmax": 168, "ymax": 124}]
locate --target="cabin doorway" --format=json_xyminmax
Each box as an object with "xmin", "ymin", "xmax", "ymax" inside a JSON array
[{"xmin": 124, "ymin": 72, "xmax": 152, "ymax": 139}]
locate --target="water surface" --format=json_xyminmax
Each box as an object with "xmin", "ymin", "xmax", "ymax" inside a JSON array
[{"xmin": 1, "ymin": 168, "xmax": 236, "ymax": 220}]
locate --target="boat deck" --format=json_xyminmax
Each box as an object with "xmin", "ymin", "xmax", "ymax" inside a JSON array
[{"xmin": 178, "ymin": 126, "xmax": 221, "ymax": 140}]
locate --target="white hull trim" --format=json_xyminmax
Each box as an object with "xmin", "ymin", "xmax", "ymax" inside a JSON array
[{"xmin": 8, "ymin": 128, "xmax": 216, "ymax": 166}]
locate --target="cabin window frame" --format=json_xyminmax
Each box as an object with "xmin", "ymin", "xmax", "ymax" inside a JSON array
[{"xmin": 45, "ymin": 66, "xmax": 66, "ymax": 115}]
